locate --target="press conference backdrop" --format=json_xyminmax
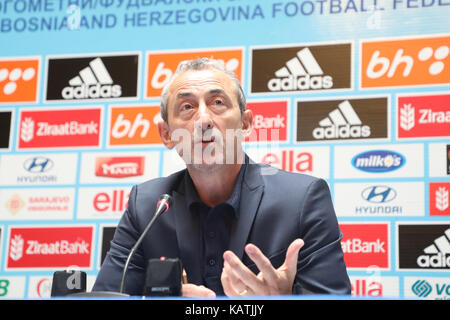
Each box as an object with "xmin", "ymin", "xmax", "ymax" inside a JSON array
[{"xmin": 0, "ymin": 0, "xmax": 449, "ymax": 300}]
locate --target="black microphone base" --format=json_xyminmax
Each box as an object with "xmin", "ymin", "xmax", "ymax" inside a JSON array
[{"xmin": 67, "ymin": 291, "xmax": 130, "ymax": 298}]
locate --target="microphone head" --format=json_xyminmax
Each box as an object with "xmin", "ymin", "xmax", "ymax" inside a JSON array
[
  {"xmin": 159, "ymin": 194, "xmax": 173, "ymax": 207},
  {"xmin": 50, "ymin": 270, "xmax": 87, "ymax": 297}
]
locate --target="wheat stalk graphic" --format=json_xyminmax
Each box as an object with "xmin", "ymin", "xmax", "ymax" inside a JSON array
[
  {"xmin": 20, "ymin": 117, "xmax": 35, "ymax": 142},
  {"xmin": 436, "ymin": 187, "xmax": 449, "ymax": 211},
  {"xmin": 9, "ymin": 235, "xmax": 24, "ymax": 262},
  {"xmin": 400, "ymin": 104, "xmax": 415, "ymax": 131}
]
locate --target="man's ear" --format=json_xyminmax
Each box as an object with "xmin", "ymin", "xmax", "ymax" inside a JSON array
[
  {"xmin": 241, "ymin": 109, "xmax": 254, "ymax": 138},
  {"xmin": 157, "ymin": 120, "xmax": 175, "ymax": 149}
]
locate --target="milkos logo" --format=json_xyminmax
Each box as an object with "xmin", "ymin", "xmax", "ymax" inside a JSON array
[
  {"xmin": 95, "ymin": 156, "xmax": 145, "ymax": 178},
  {"xmin": 108, "ymin": 105, "xmax": 162, "ymax": 146},
  {"xmin": 0, "ymin": 57, "xmax": 39, "ymax": 104},
  {"xmin": 250, "ymin": 43, "xmax": 351, "ymax": 93},
  {"xmin": 245, "ymin": 100, "xmax": 288, "ymax": 142},
  {"xmin": 398, "ymin": 93, "xmax": 450, "ymax": 138},
  {"xmin": 340, "ymin": 223, "xmax": 389, "ymax": 269},
  {"xmin": 361, "ymin": 35, "xmax": 450, "ymax": 88},
  {"xmin": 429, "ymin": 182, "xmax": 450, "ymax": 216},
  {"xmin": 146, "ymin": 48, "xmax": 243, "ymax": 99},
  {"xmin": 6, "ymin": 226, "xmax": 94, "ymax": 270},
  {"xmin": 352, "ymin": 150, "xmax": 405, "ymax": 173},
  {"xmin": 18, "ymin": 107, "xmax": 102, "ymax": 149}
]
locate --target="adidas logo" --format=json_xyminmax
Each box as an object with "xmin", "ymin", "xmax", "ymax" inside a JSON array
[
  {"xmin": 417, "ymin": 228, "xmax": 450, "ymax": 268},
  {"xmin": 61, "ymin": 58, "xmax": 122, "ymax": 99},
  {"xmin": 268, "ymin": 48, "xmax": 333, "ymax": 91},
  {"xmin": 312, "ymin": 100, "xmax": 371, "ymax": 139}
]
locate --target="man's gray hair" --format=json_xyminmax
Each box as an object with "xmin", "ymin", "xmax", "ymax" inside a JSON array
[{"xmin": 160, "ymin": 57, "xmax": 246, "ymax": 122}]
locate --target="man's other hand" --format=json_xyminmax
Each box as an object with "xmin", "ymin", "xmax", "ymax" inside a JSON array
[{"xmin": 221, "ymin": 239, "xmax": 304, "ymax": 296}]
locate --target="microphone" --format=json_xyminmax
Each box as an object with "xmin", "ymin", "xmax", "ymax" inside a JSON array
[
  {"xmin": 50, "ymin": 270, "xmax": 87, "ymax": 297},
  {"xmin": 119, "ymin": 194, "xmax": 173, "ymax": 294},
  {"xmin": 143, "ymin": 257, "xmax": 183, "ymax": 296}
]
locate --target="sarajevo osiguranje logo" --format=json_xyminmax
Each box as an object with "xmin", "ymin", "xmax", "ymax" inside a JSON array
[
  {"xmin": 45, "ymin": 53, "xmax": 139, "ymax": 101},
  {"xmin": 250, "ymin": 43, "xmax": 352, "ymax": 93}
]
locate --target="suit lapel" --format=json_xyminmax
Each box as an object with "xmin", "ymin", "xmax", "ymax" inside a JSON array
[
  {"xmin": 228, "ymin": 162, "xmax": 264, "ymax": 261},
  {"xmin": 173, "ymin": 189, "xmax": 203, "ymax": 285}
]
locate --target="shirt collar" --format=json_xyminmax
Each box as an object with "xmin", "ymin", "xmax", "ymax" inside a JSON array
[{"xmin": 184, "ymin": 158, "xmax": 248, "ymax": 219}]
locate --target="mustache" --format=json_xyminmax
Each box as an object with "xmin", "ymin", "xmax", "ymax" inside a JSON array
[{"xmin": 192, "ymin": 127, "xmax": 223, "ymax": 144}]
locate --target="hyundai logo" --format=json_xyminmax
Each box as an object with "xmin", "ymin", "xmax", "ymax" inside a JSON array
[
  {"xmin": 361, "ymin": 185, "xmax": 397, "ymax": 203},
  {"xmin": 23, "ymin": 157, "xmax": 54, "ymax": 173}
]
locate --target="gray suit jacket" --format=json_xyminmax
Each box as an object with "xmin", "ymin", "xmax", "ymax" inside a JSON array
[{"xmin": 93, "ymin": 160, "xmax": 351, "ymax": 296}]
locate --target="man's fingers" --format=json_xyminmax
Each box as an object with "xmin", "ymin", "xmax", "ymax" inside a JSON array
[
  {"xmin": 221, "ymin": 267, "xmax": 243, "ymax": 297},
  {"xmin": 282, "ymin": 239, "xmax": 304, "ymax": 276},
  {"xmin": 223, "ymin": 251, "xmax": 263, "ymax": 293},
  {"xmin": 244, "ymin": 244, "xmax": 278, "ymax": 286},
  {"xmin": 223, "ymin": 260, "xmax": 247, "ymax": 293},
  {"xmin": 182, "ymin": 283, "xmax": 216, "ymax": 298}
]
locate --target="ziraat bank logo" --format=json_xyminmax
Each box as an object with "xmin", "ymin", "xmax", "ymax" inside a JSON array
[
  {"xmin": 146, "ymin": 48, "xmax": 243, "ymax": 99},
  {"xmin": 245, "ymin": 146, "xmax": 330, "ymax": 179},
  {"xmin": 18, "ymin": 107, "xmax": 102, "ymax": 149},
  {"xmin": 250, "ymin": 43, "xmax": 351, "ymax": 94},
  {"xmin": 296, "ymin": 97, "xmax": 388, "ymax": 142},
  {"xmin": 398, "ymin": 94, "xmax": 450, "ymax": 138},
  {"xmin": 6, "ymin": 226, "xmax": 94, "ymax": 270},
  {"xmin": 108, "ymin": 105, "xmax": 161, "ymax": 146},
  {"xmin": 95, "ymin": 156, "xmax": 145, "ymax": 178},
  {"xmin": 245, "ymin": 100, "xmax": 288, "ymax": 142},
  {"xmin": 340, "ymin": 223, "xmax": 389, "ymax": 269},
  {"xmin": 77, "ymin": 187, "xmax": 130, "ymax": 219},
  {"xmin": 361, "ymin": 35, "xmax": 450, "ymax": 88},
  {"xmin": 45, "ymin": 53, "xmax": 139, "ymax": 101},
  {"xmin": 352, "ymin": 150, "xmax": 405, "ymax": 173},
  {"xmin": 430, "ymin": 182, "xmax": 450, "ymax": 216},
  {"xmin": 398, "ymin": 224, "xmax": 450, "ymax": 270},
  {"xmin": 0, "ymin": 57, "xmax": 39, "ymax": 104},
  {"xmin": 0, "ymin": 110, "xmax": 13, "ymax": 149}
]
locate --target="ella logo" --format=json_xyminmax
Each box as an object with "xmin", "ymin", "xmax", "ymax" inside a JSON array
[
  {"xmin": 0, "ymin": 58, "xmax": 39, "ymax": 104},
  {"xmin": 146, "ymin": 49, "xmax": 243, "ymax": 99},
  {"xmin": 108, "ymin": 105, "xmax": 162, "ymax": 146},
  {"xmin": 398, "ymin": 94, "xmax": 450, "ymax": 139},
  {"xmin": 361, "ymin": 35, "xmax": 450, "ymax": 88},
  {"xmin": 95, "ymin": 156, "xmax": 145, "ymax": 178},
  {"xmin": 352, "ymin": 150, "xmax": 405, "ymax": 173}
]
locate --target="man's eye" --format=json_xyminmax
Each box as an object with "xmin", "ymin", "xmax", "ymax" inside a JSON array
[
  {"xmin": 214, "ymin": 99, "xmax": 224, "ymax": 105},
  {"xmin": 181, "ymin": 104, "xmax": 193, "ymax": 111}
]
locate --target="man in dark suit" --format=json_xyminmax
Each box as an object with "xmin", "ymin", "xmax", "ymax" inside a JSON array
[{"xmin": 93, "ymin": 58, "xmax": 350, "ymax": 297}]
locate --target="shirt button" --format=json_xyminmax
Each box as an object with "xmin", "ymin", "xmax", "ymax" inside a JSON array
[
  {"xmin": 208, "ymin": 231, "xmax": 216, "ymax": 238},
  {"xmin": 208, "ymin": 259, "xmax": 216, "ymax": 266}
]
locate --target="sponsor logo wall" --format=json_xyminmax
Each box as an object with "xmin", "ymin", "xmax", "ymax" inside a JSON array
[{"xmin": 0, "ymin": 2, "xmax": 448, "ymax": 299}]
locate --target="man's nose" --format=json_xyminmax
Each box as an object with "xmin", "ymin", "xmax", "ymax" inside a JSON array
[{"xmin": 196, "ymin": 101, "xmax": 213, "ymax": 131}]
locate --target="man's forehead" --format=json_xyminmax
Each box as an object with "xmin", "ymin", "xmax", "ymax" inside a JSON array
[{"xmin": 169, "ymin": 68, "xmax": 235, "ymax": 95}]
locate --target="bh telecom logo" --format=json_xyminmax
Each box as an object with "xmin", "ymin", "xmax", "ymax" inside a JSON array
[
  {"xmin": 0, "ymin": 57, "xmax": 39, "ymax": 104},
  {"xmin": 361, "ymin": 35, "xmax": 450, "ymax": 88},
  {"xmin": 352, "ymin": 150, "xmax": 405, "ymax": 173}
]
